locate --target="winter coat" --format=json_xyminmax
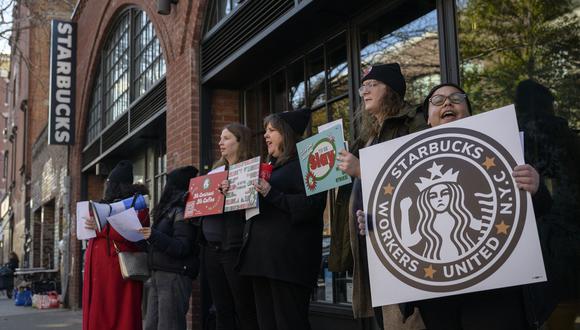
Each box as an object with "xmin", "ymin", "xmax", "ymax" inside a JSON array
[
  {"xmin": 147, "ymin": 192, "xmax": 200, "ymax": 278},
  {"xmin": 201, "ymin": 210, "xmax": 245, "ymax": 251},
  {"xmin": 238, "ymin": 157, "xmax": 327, "ymax": 288},
  {"xmin": 343, "ymin": 105, "xmax": 428, "ymax": 322},
  {"xmin": 82, "ymin": 207, "xmax": 149, "ymax": 330}
]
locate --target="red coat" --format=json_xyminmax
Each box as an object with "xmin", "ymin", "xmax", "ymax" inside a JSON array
[{"xmin": 82, "ymin": 209, "xmax": 149, "ymax": 330}]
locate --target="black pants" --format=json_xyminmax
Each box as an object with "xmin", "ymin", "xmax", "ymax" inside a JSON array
[
  {"xmin": 204, "ymin": 246, "xmax": 259, "ymax": 330},
  {"xmin": 417, "ymin": 286, "xmax": 530, "ymax": 330},
  {"xmin": 251, "ymin": 276, "xmax": 312, "ymax": 330}
]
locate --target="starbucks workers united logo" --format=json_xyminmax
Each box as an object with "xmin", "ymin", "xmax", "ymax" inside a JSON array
[{"xmin": 367, "ymin": 128, "xmax": 526, "ymax": 292}]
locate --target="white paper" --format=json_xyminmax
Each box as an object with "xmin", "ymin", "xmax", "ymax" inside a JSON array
[
  {"xmin": 360, "ymin": 105, "xmax": 545, "ymax": 306},
  {"xmin": 209, "ymin": 165, "xmax": 226, "ymax": 174},
  {"xmin": 319, "ymin": 119, "xmax": 349, "ymax": 152},
  {"xmin": 318, "ymin": 118, "xmax": 343, "ymax": 132},
  {"xmin": 245, "ymin": 206, "xmax": 260, "ymax": 221},
  {"xmin": 106, "ymin": 208, "xmax": 144, "ymax": 242},
  {"xmin": 76, "ymin": 201, "xmax": 96, "ymax": 240}
]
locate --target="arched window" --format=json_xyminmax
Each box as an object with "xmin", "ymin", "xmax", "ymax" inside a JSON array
[{"xmin": 85, "ymin": 9, "xmax": 166, "ymax": 146}]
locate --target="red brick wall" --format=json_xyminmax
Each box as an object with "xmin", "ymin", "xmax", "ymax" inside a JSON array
[
  {"xmin": 70, "ymin": 2, "xmax": 209, "ymax": 329},
  {"xmin": 210, "ymin": 90, "xmax": 241, "ymax": 162}
]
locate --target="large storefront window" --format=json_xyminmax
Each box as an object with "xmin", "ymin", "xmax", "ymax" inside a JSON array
[
  {"xmin": 457, "ymin": 0, "xmax": 580, "ymax": 324},
  {"xmin": 104, "ymin": 14, "xmax": 130, "ymax": 125},
  {"xmin": 359, "ymin": 2, "xmax": 439, "ymax": 106},
  {"xmin": 133, "ymin": 11, "xmax": 166, "ymax": 98},
  {"xmin": 86, "ymin": 70, "xmax": 102, "ymax": 144},
  {"xmin": 85, "ymin": 8, "xmax": 166, "ymax": 146}
]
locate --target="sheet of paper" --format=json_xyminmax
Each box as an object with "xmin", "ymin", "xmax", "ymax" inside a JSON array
[
  {"xmin": 318, "ymin": 118, "xmax": 343, "ymax": 132},
  {"xmin": 245, "ymin": 206, "xmax": 260, "ymax": 221},
  {"xmin": 106, "ymin": 208, "xmax": 144, "ymax": 242},
  {"xmin": 76, "ymin": 201, "xmax": 96, "ymax": 240}
]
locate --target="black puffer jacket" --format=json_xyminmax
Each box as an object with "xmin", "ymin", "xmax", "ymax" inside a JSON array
[
  {"xmin": 238, "ymin": 157, "xmax": 327, "ymax": 288},
  {"xmin": 147, "ymin": 192, "xmax": 200, "ymax": 278}
]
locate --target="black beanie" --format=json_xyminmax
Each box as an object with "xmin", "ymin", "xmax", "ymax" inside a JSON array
[
  {"xmin": 277, "ymin": 107, "xmax": 312, "ymax": 135},
  {"xmin": 362, "ymin": 63, "xmax": 406, "ymax": 99},
  {"xmin": 166, "ymin": 166, "xmax": 199, "ymax": 191},
  {"xmin": 108, "ymin": 160, "xmax": 133, "ymax": 184}
]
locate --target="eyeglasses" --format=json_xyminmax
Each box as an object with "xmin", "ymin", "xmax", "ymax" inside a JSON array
[
  {"xmin": 429, "ymin": 92, "xmax": 467, "ymax": 106},
  {"xmin": 358, "ymin": 81, "xmax": 383, "ymax": 96}
]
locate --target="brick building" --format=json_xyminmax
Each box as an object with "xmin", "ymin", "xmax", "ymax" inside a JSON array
[
  {"xmin": 1, "ymin": 0, "xmax": 74, "ymax": 274},
  {"xmin": 0, "ymin": 54, "xmax": 11, "ymax": 263},
  {"xmin": 64, "ymin": 0, "xmax": 580, "ymax": 329}
]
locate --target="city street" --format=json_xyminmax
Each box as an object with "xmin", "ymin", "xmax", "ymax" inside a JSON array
[{"xmin": 0, "ymin": 293, "xmax": 82, "ymax": 330}]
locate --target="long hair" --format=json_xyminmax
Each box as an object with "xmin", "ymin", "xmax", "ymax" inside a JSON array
[
  {"xmin": 416, "ymin": 182, "xmax": 476, "ymax": 260},
  {"xmin": 213, "ymin": 123, "xmax": 254, "ymax": 169},
  {"xmin": 354, "ymin": 84, "xmax": 405, "ymax": 145},
  {"xmin": 263, "ymin": 113, "xmax": 300, "ymax": 167},
  {"xmin": 153, "ymin": 182, "xmax": 186, "ymax": 224},
  {"xmin": 103, "ymin": 181, "xmax": 149, "ymax": 203}
]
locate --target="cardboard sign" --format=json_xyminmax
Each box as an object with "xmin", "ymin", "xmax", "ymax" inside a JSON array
[
  {"xmin": 184, "ymin": 171, "xmax": 228, "ymax": 218},
  {"xmin": 296, "ymin": 125, "xmax": 351, "ymax": 196},
  {"xmin": 224, "ymin": 156, "xmax": 261, "ymax": 212},
  {"xmin": 360, "ymin": 105, "xmax": 545, "ymax": 306}
]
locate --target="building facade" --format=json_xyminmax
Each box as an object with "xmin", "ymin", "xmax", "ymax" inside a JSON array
[
  {"xmin": 1, "ymin": 0, "xmax": 74, "ymax": 278},
  {"xmin": 66, "ymin": 0, "xmax": 579, "ymax": 329}
]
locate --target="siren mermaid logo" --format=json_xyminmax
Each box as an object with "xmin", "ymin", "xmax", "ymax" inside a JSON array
[
  {"xmin": 305, "ymin": 137, "xmax": 337, "ymax": 191},
  {"xmin": 367, "ymin": 128, "xmax": 526, "ymax": 292}
]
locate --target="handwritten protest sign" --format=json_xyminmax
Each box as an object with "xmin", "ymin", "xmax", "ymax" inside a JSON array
[{"xmin": 224, "ymin": 156, "xmax": 260, "ymax": 212}]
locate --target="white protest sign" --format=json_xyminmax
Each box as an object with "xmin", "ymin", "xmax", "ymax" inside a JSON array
[
  {"xmin": 360, "ymin": 105, "xmax": 545, "ymax": 306},
  {"xmin": 76, "ymin": 201, "xmax": 96, "ymax": 240},
  {"xmin": 106, "ymin": 208, "xmax": 144, "ymax": 242}
]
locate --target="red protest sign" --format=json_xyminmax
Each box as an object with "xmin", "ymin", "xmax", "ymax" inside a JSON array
[{"xmin": 184, "ymin": 171, "xmax": 228, "ymax": 218}]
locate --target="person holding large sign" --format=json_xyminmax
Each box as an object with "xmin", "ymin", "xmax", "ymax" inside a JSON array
[
  {"xmin": 357, "ymin": 83, "xmax": 552, "ymax": 330},
  {"xmin": 201, "ymin": 123, "xmax": 259, "ymax": 330},
  {"xmin": 336, "ymin": 63, "xmax": 428, "ymax": 329},
  {"xmin": 237, "ymin": 108, "xmax": 326, "ymax": 330}
]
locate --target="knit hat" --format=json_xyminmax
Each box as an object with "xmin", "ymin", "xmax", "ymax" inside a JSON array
[
  {"xmin": 108, "ymin": 160, "xmax": 133, "ymax": 184},
  {"xmin": 166, "ymin": 166, "xmax": 199, "ymax": 191},
  {"xmin": 422, "ymin": 83, "xmax": 472, "ymax": 122},
  {"xmin": 362, "ymin": 63, "xmax": 406, "ymax": 99},
  {"xmin": 277, "ymin": 107, "xmax": 312, "ymax": 135}
]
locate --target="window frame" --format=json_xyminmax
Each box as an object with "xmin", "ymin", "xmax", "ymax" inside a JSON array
[{"xmin": 84, "ymin": 8, "xmax": 166, "ymax": 147}]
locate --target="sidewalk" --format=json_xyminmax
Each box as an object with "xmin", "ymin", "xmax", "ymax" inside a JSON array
[{"xmin": 0, "ymin": 293, "xmax": 82, "ymax": 330}]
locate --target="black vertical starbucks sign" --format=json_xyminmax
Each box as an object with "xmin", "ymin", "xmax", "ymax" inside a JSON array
[{"xmin": 48, "ymin": 20, "xmax": 76, "ymax": 145}]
